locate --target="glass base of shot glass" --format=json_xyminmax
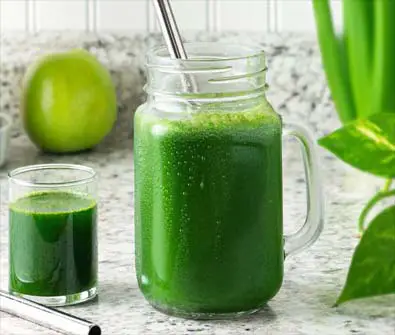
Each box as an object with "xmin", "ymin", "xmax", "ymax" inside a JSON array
[{"xmin": 10, "ymin": 287, "xmax": 97, "ymax": 307}]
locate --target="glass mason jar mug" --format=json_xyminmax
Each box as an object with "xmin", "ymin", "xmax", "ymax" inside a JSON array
[
  {"xmin": 8, "ymin": 164, "xmax": 98, "ymax": 306},
  {"xmin": 134, "ymin": 43, "xmax": 324, "ymax": 319}
]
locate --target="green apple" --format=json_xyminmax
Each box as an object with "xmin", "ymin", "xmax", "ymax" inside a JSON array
[{"xmin": 21, "ymin": 49, "xmax": 117, "ymax": 153}]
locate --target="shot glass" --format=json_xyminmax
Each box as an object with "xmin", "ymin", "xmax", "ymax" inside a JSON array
[{"xmin": 8, "ymin": 164, "xmax": 98, "ymax": 306}]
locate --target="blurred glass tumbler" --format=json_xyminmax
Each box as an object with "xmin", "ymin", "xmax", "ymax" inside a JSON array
[{"xmin": 8, "ymin": 164, "xmax": 98, "ymax": 306}]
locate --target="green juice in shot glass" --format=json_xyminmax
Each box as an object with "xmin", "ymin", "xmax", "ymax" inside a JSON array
[{"xmin": 8, "ymin": 164, "xmax": 98, "ymax": 306}]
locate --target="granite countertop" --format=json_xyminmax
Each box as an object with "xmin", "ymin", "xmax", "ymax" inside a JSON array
[{"xmin": 0, "ymin": 32, "xmax": 394, "ymax": 334}]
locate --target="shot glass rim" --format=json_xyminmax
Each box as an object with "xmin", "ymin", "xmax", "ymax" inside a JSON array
[{"xmin": 8, "ymin": 163, "xmax": 97, "ymax": 188}]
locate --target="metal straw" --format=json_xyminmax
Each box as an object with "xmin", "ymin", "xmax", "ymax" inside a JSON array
[
  {"xmin": 152, "ymin": 0, "xmax": 198, "ymax": 93},
  {"xmin": 152, "ymin": 0, "xmax": 187, "ymax": 59},
  {"xmin": 0, "ymin": 290, "xmax": 101, "ymax": 335}
]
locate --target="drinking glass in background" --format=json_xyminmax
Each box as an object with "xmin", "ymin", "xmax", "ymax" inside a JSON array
[
  {"xmin": 0, "ymin": 113, "xmax": 12, "ymax": 167},
  {"xmin": 8, "ymin": 164, "xmax": 98, "ymax": 307}
]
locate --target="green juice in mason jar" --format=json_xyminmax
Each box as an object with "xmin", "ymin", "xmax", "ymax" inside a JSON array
[
  {"xmin": 134, "ymin": 102, "xmax": 283, "ymax": 315},
  {"xmin": 134, "ymin": 43, "xmax": 323, "ymax": 319}
]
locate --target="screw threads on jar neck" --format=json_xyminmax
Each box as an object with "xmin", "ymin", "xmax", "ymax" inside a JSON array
[{"xmin": 144, "ymin": 43, "xmax": 268, "ymax": 103}]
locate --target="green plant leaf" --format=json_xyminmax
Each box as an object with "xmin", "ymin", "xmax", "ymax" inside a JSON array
[
  {"xmin": 312, "ymin": 0, "xmax": 356, "ymax": 123},
  {"xmin": 335, "ymin": 205, "xmax": 395, "ymax": 306},
  {"xmin": 371, "ymin": 0, "xmax": 395, "ymax": 117},
  {"xmin": 318, "ymin": 113, "xmax": 395, "ymax": 178},
  {"xmin": 343, "ymin": 0, "xmax": 374, "ymax": 118}
]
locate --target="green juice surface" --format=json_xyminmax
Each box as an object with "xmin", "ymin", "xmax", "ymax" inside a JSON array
[
  {"xmin": 9, "ymin": 191, "xmax": 97, "ymax": 297},
  {"xmin": 134, "ymin": 102, "xmax": 284, "ymax": 314}
]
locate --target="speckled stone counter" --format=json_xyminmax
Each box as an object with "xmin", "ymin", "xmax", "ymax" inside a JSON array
[
  {"xmin": 1, "ymin": 31, "xmax": 342, "ymax": 139},
  {"xmin": 0, "ymin": 32, "xmax": 394, "ymax": 335}
]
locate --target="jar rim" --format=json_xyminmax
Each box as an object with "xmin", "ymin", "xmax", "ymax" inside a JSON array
[
  {"xmin": 145, "ymin": 42, "xmax": 267, "ymax": 100},
  {"xmin": 146, "ymin": 42, "xmax": 265, "ymax": 65},
  {"xmin": 8, "ymin": 163, "xmax": 97, "ymax": 188}
]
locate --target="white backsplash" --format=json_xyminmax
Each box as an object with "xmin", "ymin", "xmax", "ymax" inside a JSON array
[{"xmin": 0, "ymin": 0, "xmax": 343, "ymax": 33}]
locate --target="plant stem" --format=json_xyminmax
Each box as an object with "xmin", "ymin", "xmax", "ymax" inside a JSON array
[
  {"xmin": 312, "ymin": 0, "xmax": 356, "ymax": 123},
  {"xmin": 383, "ymin": 179, "xmax": 393, "ymax": 192},
  {"xmin": 358, "ymin": 188, "xmax": 395, "ymax": 234}
]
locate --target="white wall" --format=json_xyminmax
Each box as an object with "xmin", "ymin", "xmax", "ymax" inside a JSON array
[{"xmin": 0, "ymin": 0, "xmax": 343, "ymax": 33}]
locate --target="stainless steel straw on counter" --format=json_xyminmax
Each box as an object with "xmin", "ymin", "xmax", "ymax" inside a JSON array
[
  {"xmin": 152, "ymin": 0, "xmax": 198, "ymax": 93},
  {"xmin": 0, "ymin": 290, "xmax": 101, "ymax": 335}
]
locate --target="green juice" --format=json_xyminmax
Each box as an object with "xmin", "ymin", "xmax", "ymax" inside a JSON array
[
  {"xmin": 134, "ymin": 102, "xmax": 284, "ymax": 315},
  {"xmin": 9, "ymin": 191, "xmax": 97, "ymax": 297}
]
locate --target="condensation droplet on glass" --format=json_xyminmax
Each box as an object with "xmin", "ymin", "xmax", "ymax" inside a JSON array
[{"xmin": 141, "ymin": 275, "xmax": 149, "ymax": 285}]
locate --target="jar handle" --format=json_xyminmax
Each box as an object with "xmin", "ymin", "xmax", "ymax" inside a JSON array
[{"xmin": 282, "ymin": 122, "xmax": 324, "ymax": 257}]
